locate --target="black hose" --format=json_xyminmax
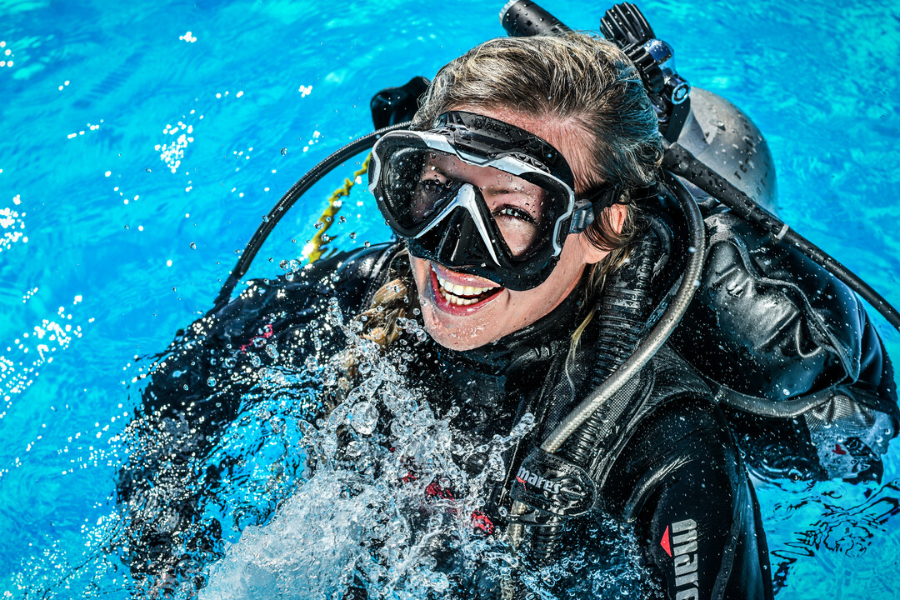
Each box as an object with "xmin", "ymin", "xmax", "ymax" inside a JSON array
[
  {"xmin": 506, "ymin": 173, "xmax": 708, "ymax": 562},
  {"xmin": 211, "ymin": 121, "xmax": 412, "ymax": 312},
  {"xmin": 526, "ymin": 229, "xmax": 662, "ymax": 563},
  {"xmin": 661, "ymin": 141, "xmax": 900, "ymax": 332},
  {"xmin": 499, "ymin": 0, "xmax": 572, "ymax": 37},
  {"xmin": 539, "ymin": 174, "xmax": 707, "ymax": 454}
]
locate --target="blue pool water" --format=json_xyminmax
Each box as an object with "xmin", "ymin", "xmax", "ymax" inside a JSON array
[{"xmin": 1, "ymin": 0, "xmax": 899, "ymax": 597}]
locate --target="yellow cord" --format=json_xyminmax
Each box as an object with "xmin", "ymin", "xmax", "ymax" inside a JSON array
[{"xmin": 305, "ymin": 153, "xmax": 371, "ymax": 264}]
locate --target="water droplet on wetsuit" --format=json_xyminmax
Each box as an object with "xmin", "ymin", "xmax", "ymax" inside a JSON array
[{"xmin": 350, "ymin": 401, "xmax": 379, "ymax": 435}]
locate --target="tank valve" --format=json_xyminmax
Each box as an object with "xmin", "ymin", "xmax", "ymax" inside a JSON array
[{"xmin": 600, "ymin": 3, "xmax": 692, "ymax": 141}]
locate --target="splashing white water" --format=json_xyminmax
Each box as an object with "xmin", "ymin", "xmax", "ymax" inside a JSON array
[{"xmin": 201, "ymin": 299, "xmax": 532, "ymax": 599}]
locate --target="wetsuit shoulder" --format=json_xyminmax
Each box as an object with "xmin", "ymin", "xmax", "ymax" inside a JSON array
[
  {"xmin": 604, "ymin": 398, "xmax": 774, "ymax": 600},
  {"xmin": 143, "ymin": 242, "xmax": 400, "ymax": 417},
  {"xmin": 207, "ymin": 240, "xmax": 400, "ymax": 334},
  {"xmin": 120, "ymin": 242, "xmax": 401, "ymax": 581}
]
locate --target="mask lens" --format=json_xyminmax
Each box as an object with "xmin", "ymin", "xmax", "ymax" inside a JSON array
[{"xmin": 381, "ymin": 147, "xmax": 563, "ymax": 260}]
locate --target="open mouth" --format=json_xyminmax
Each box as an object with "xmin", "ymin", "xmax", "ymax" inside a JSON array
[{"xmin": 430, "ymin": 265, "xmax": 502, "ymax": 309}]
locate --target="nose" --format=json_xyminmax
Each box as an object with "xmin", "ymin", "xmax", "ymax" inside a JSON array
[
  {"xmin": 430, "ymin": 184, "xmax": 502, "ymax": 268},
  {"xmin": 436, "ymin": 210, "xmax": 481, "ymax": 267}
]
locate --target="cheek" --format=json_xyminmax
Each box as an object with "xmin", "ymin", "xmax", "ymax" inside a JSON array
[{"xmin": 409, "ymin": 256, "xmax": 431, "ymax": 298}]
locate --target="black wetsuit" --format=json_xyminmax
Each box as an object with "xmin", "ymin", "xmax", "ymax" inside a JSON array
[{"xmin": 118, "ymin": 200, "xmax": 897, "ymax": 598}]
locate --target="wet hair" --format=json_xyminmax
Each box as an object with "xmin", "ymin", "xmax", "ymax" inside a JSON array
[
  {"xmin": 412, "ymin": 33, "xmax": 662, "ymax": 192},
  {"xmin": 363, "ymin": 32, "xmax": 663, "ymax": 345}
]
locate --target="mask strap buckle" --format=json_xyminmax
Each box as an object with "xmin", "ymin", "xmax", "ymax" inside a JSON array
[
  {"xmin": 569, "ymin": 181, "xmax": 623, "ymax": 234},
  {"xmin": 569, "ymin": 200, "xmax": 595, "ymax": 234}
]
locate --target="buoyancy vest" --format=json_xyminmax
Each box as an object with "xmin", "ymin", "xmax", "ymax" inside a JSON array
[{"xmin": 671, "ymin": 208, "xmax": 898, "ymax": 482}]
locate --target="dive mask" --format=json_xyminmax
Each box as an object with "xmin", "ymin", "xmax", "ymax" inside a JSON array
[{"xmin": 368, "ymin": 111, "xmax": 620, "ymax": 291}]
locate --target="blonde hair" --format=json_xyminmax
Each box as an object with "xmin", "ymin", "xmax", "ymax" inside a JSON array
[{"xmin": 412, "ymin": 33, "xmax": 662, "ymax": 193}]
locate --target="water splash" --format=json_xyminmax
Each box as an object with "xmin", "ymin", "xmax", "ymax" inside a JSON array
[
  {"xmin": 201, "ymin": 299, "xmax": 532, "ymax": 599},
  {"xmin": 16, "ymin": 296, "xmax": 652, "ymax": 599}
]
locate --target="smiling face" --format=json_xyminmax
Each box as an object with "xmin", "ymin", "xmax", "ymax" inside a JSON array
[{"xmin": 409, "ymin": 107, "xmax": 626, "ymax": 351}]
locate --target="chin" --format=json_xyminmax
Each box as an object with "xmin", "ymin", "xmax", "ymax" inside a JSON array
[
  {"xmin": 420, "ymin": 309, "xmax": 496, "ymax": 351},
  {"xmin": 409, "ymin": 255, "xmax": 512, "ymax": 350},
  {"xmin": 406, "ymin": 240, "xmax": 588, "ymax": 351}
]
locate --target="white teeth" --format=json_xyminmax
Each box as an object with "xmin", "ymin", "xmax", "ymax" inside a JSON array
[{"xmin": 435, "ymin": 273, "xmax": 496, "ymax": 306}]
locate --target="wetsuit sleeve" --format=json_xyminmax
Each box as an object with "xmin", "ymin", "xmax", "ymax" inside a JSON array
[
  {"xmin": 604, "ymin": 398, "xmax": 774, "ymax": 600},
  {"xmin": 116, "ymin": 243, "xmax": 399, "ymax": 584}
]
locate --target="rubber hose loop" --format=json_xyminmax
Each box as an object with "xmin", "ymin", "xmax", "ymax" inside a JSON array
[{"xmin": 507, "ymin": 171, "xmax": 707, "ymax": 554}]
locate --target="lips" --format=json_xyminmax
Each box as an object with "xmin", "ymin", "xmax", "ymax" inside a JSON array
[{"xmin": 429, "ymin": 263, "xmax": 502, "ymax": 315}]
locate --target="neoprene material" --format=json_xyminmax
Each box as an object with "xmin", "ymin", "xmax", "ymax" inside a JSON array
[
  {"xmin": 662, "ymin": 140, "xmax": 900, "ymax": 332},
  {"xmin": 119, "ymin": 210, "xmax": 897, "ymax": 595},
  {"xmin": 370, "ymin": 76, "xmax": 430, "ymax": 130}
]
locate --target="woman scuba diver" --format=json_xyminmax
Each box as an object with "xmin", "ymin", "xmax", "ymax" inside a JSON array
[{"xmin": 117, "ymin": 3, "xmax": 898, "ymax": 598}]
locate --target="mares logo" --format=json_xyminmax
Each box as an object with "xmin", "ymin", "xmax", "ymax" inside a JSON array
[
  {"xmin": 516, "ymin": 465, "xmax": 561, "ymax": 495},
  {"xmin": 660, "ymin": 518, "xmax": 699, "ymax": 600}
]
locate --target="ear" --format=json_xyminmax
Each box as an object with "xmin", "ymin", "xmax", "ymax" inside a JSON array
[{"xmin": 576, "ymin": 203, "xmax": 628, "ymax": 265}]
